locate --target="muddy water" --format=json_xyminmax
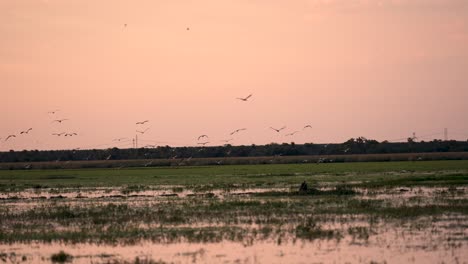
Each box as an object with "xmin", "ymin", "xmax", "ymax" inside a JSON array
[
  {"xmin": 0, "ymin": 187, "xmax": 291, "ymax": 200},
  {"xmin": 1, "ymin": 186, "xmax": 467, "ymax": 263},
  {"xmin": 0, "ymin": 228, "xmax": 466, "ymax": 264},
  {"xmin": 364, "ymin": 186, "xmax": 467, "ymax": 199},
  {"xmin": 2, "ymin": 186, "xmax": 465, "ymax": 199}
]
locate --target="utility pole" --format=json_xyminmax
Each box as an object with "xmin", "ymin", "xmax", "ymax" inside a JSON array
[
  {"xmin": 136, "ymin": 134, "xmax": 138, "ymax": 149},
  {"xmin": 444, "ymin": 128, "xmax": 448, "ymax": 141},
  {"xmin": 412, "ymin": 132, "xmax": 416, "ymax": 141},
  {"xmin": 132, "ymin": 138, "xmax": 135, "ymax": 148}
]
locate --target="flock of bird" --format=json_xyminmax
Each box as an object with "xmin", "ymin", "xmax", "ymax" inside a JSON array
[
  {"xmin": 2, "ymin": 128, "xmax": 34, "ymax": 142},
  {"xmin": 2, "ymin": 24, "xmax": 314, "ymax": 150},
  {"xmin": 1, "ymin": 110, "xmax": 78, "ymax": 144},
  {"xmin": 189, "ymin": 94, "xmax": 312, "ymax": 147},
  {"xmin": 2, "ymin": 94, "xmax": 313, "ymax": 149}
]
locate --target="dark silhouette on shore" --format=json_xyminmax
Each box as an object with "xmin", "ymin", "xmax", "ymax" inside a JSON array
[{"xmin": 299, "ymin": 181, "xmax": 308, "ymax": 192}]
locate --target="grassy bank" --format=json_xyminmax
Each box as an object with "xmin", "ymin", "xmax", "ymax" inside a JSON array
[{"xmin": 0, "ymin": 160, "xmax": 468, "ymax": 190}]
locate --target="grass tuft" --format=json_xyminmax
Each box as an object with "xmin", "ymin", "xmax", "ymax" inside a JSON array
[{"xmin": 51, "ymin": 251, "xmax": 73, "ymax": 263}]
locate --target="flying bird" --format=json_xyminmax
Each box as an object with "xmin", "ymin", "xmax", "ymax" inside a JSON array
[
  {"xmin": 52, "ymin": 119, "xmax": 68, "ymax": 123},
  {"xmin": 236, "ymin": 94, "xmax": 253, "ymax": 102},
  {"xmin": 136, "ymin": 120, "xmax": 149, "ymax": 125},
  {"xmin": 48, "ymin": 110, "xmax": 60, "ymax": 114},
  {"xmin": 65, "ymin": 133, "xmax": 78, "ymax": 137},
  {"xmin": 198, "ymin": 142, "xmax": 209, "ymax": 146},
  {"xmin": 136, "ymin": 128, "xmax": 150, "ymax": 134},
  {"xmin": 221, "ymin": 138, "xmax": 234, "ymax": 143},
  {"xmin": 198, "ymin": 135, "xmax": 209, "ymax": 140},
  {"xmin": 286, "ymin": 131, "xmax": 300, "ymax": 136},
  {"xmin": 230, "ymin": 128, "xmax": 246, "ymax": 135},
  {"xmin": 20, "ymin": 128, "xmax": 33, "ymax": 134},
  {"xmin": 113, "ymin": 137, "xmax": 128, "ymax": 142},
  {"xmin": 303, "ymin": 125, "xmax": 312, "ymax": 130},
  {"xmin": 52, "ymin": 132, "xmax": 66, "ymax": 136},
  {"xmin": 5, "ymin": 135, "xmax": 16, "ymax": 141},
  {"xmin": 270, "ymin": 126, "xmax": 286, "ymax": 133}
]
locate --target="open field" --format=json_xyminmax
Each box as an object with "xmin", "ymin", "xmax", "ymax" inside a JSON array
[
  {"xmin": 2, "ymin": 152, "xmax": 468, "ymax": 170},
  {"xmin": 0, "ymin": 160, "xmax": 467, "ymax": 263}
]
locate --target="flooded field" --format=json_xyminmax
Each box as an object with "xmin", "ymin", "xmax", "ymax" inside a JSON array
[{"xmin": 0, "ymin": 161, "xmax": 467, "ymax": 263}]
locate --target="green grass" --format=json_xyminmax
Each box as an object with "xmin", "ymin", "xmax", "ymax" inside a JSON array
[{"xmin": 0, "ymin": 160, "xmax": 468, "ymax": 191}]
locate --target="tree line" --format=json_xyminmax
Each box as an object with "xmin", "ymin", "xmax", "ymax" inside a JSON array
[{"xmin": 1, "ymin": 138, "xmax": 468, "ymax": 163}]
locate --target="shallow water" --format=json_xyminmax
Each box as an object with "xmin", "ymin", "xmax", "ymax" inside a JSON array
[
  {"xmin": 1, "ymin": 185, "xmax": 467, "ymax": 263},
  {"xmin": 0, "ymin": 187, "xmax": 291, "ymax": 200},
  {"xmin": 0, "ymin": 227, "xmax": 466, "ymax": 264}
]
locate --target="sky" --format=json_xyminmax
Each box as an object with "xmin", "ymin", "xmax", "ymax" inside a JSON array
[{"xmin": 1, "ymin": 0, "xmax": 468, "ymax": 151}]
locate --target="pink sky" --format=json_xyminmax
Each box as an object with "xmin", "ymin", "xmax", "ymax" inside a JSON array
[{"xmin": 1, "ymin": 0, "xmax": 468, "ymax": 151}]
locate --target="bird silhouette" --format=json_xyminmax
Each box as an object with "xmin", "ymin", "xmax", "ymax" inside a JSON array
[
  {"xmin": 270, "ymin": 126, "xmax": 286, "ymax": 133},
  {"xmin": 198, "ymin": 142, "xmax": 209, "ymax": 146},
  {"xmin": 48, "ymin": 110, "xmax": 60, "ymax": 114},
  {"xmin": 113, "ymin": 138, "xmax": 128, "ymax": 142},
  {"xmin": 236, "ymin": 94, "xmax": 252, "ymax": 101},
  {"xmin": 65, "ymin": 133, "xmax": 78, "ymax": 137},
  {"xmin": 52, "ymin": 132, "xmax": 66, "ymax": 136},
  {"xmin": 52, "ymin": 119, "xmax": 68, "ymax": 123},
  {"xmin": 136, "ymin": 120, "xmax": 149, "ymax": 125},
  {"xmin": 221, "ymin": 138, "xmax": 234, "ymax": 143},
  {"xmin": 5, "ymin": 135, "xmax": 16, "ymax": 141},
  {"xmin": 198, "ymin": 135, "xmax": 209, "ymax": 140},
  {"xmin": 230, "ymin": 128, "xmax": 246, "ymax": 135},
  {"xmin": 303, "ymin": 125, "xmax": 312, "ymax": 130},
  {"xmin": 20, "ymin": 128, "xmax": 33, "ymax": 134},
  {"xmin": 285, "ymin": 131, "xmax": 300, "ymax": 136},
  {"xmin": 136, "ymin": 128, "xmax": 150, "ymax": 134}
]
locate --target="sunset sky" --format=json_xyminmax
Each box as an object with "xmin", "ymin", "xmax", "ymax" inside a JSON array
[{"xmin": 1, "ymin": 0, "xmax": 468, "ymax": 151}]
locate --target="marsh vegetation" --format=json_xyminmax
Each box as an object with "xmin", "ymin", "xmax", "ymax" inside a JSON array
[{"xmin": 0, "ymin": 161, "xmax": 467, "ymax": 263}]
